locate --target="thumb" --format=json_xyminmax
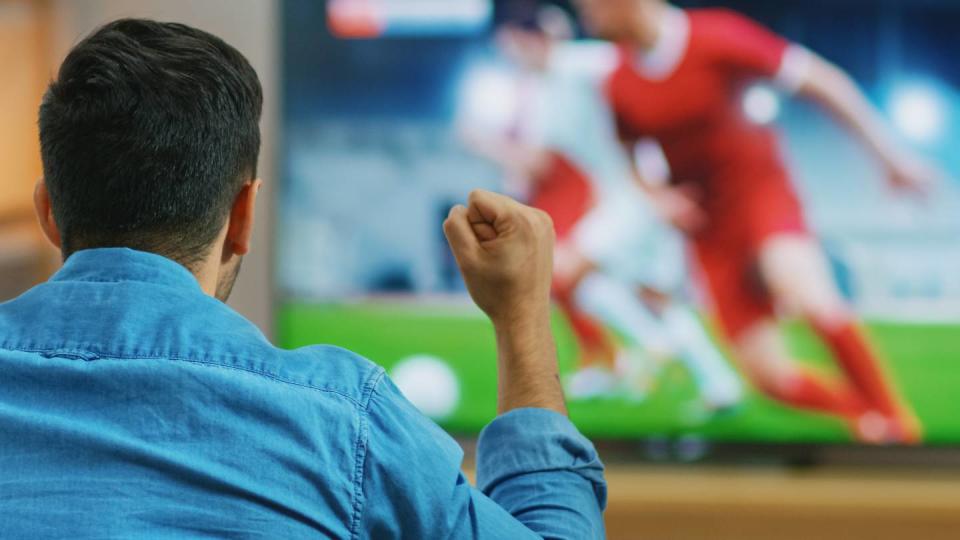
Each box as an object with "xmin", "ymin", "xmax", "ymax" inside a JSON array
[{"xmin": 443, "ymin": 205, "xmax": 480, "ymax": 259}]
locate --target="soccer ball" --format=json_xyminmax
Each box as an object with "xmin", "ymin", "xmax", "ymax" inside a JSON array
[{"xmin": 390, "ymin": 355, "xmax": 461, "ymax": 420}]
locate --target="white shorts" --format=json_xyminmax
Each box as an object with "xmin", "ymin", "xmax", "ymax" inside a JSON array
[{"xmin": 571, "ymin": 187, "xmax": 686, "ymax": 293}]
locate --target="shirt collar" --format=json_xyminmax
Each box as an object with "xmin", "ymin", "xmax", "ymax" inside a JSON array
[
  {"xmin": 633, "ymin": 6, "xmax": 689, "ymax": 80},
  {"xmin": 50, "ymin": 248, "xmax": 202, "ymax": 292}
]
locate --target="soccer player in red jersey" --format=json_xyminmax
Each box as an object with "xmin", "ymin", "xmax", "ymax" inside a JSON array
[{"xmin": 575, "ymin": 0, "xmax": 939, "ymax": 443}]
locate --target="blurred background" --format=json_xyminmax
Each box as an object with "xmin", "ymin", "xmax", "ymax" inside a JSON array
[{"xmin": 2, "ymin": 1, "xmax": 959, "ymax": 538}]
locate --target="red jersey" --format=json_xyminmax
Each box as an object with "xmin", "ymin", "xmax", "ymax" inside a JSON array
[{"xmin": 607, "ymin": 8, "xmax": 806, "ymax": 245}]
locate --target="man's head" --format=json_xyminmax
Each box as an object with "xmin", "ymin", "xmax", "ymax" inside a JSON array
[
  {"xmin": 36, "ymin": 19, "xmax": 263, "ymax": 300},
  {"xmin": 575, "ymin": 0, "xmax": 663, "ymax": 43},
  {"xmin": 496, "ymin": 4, "xmax": 575, "ymax": 72}
]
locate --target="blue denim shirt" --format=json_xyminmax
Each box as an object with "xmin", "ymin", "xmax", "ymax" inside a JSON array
[{"xmin": 0, "ymin": 248, "xmax": 606, "ymax": 539}]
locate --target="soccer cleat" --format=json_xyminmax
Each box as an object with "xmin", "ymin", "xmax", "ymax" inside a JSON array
[
  {"xmin": 851, "ymin": 410, "xmax": 923, "ymax": 445},
  {"xmin": 887, "ymin": 408, "xmax": 924, "ymax": 445},
  {"xmin": 853, "ymin": 411, "xmax": 890, "ymax": 445}
]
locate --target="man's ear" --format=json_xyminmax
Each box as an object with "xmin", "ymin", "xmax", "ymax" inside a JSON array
[
  {"xmin": 224, "ymin": 179, "xmax": 262, "ymax": 258},
  {"xmin": 33, "ymin": 178, "xmax": 61, "ymax": 249}
]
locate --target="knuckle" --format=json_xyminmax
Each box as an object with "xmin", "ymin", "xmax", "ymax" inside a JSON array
[
  {"xmin": 519, "ymin": 211, "xmax": 537, "ymax": 229},
  {"xmin": 468, "ymin": 189, "xmax": 487, "ymax": 204},
  {"xmin": 525, "ymin": 209, "xmax": 552, "ymax": 233},
  {"xmin": 537, "ymin": 209, "xmax": 553, "ymax": 227}
]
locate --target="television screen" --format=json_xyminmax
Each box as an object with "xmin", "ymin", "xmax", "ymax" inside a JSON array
[{"xmin": 277, "ymin": 0, "xmax": 960, "ymax": 446}]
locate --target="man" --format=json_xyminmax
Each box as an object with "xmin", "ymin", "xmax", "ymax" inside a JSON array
[
  {"xmin": 575, "ymin": 0, "xmax": 937, "ymax": 442},
  {"xmin": 463, "ymin": 5, "xmax": 742, "ymax": 410},
  {"xmin": 0, "ymin": 19, "xmax": 605, "ymax": 538}
]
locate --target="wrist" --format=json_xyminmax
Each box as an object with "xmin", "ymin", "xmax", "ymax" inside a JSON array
[
  {"xmin": 493, "ymin": 320, "xmax": 565, "ymax": 415},
  {"xmin": 493, "ymin": 305, "xmax": 557, "ymax": 376},
  {"xmin": 490, "ymin": 302, "xmax": 552, "ymax": 337}
]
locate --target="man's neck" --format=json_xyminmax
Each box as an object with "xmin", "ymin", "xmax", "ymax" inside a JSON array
[{"xmin": 188, "ymin": 249, "xmax": 223, "ymax": 298}]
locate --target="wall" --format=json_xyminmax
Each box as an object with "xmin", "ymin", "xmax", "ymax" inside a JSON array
[
  {"xmin": 0, "ymin": 1, "xmax": 46, "ymax": 218},
  {"xmin": 47, "ymin": 0, "xmax": 280, "ymax": 336},
  {"xmin": 0, "ymin": 1, "xmax": 57, "ymax": 299}
]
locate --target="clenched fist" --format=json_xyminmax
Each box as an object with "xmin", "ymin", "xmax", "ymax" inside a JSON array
[{"xmin": 443, "ymin": 190, "xmax": 555, "ymax": 328}]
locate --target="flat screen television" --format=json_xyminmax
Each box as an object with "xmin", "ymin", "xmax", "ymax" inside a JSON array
[{"xmin": 276, "ymin": 0, "xmax": 960, "ymax": 453}]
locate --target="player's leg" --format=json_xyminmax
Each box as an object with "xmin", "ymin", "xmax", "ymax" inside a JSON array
[
  {"xmin": 732, "ymin": 319, "xmax": 864, "ymax": 417},
  {"xmin": 656, "ymin": 297, "xmax": 743, "ymax": 410},
  {"xmin": 698, "ymin": 240, "xmax": 865, "ymax": 418},
  {"xmin": 757, "ymin": 234, "xmax": 920, "ymax": 441}
]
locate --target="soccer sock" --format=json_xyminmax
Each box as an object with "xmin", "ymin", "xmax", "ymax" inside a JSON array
[
  {"xmin": 661, "ymin": 305, "xmax": 742, "ymax": 404},
  {"xmin": 759, "ymin": 368, "xmax": 865, "ymax": 417},
  {"xmin": 811, "ymin": 318, "xmax": 900, "ymax": 417},
  {"xmin": 573, "ymin": 272, "xmax": 672, "ymax": 355}
]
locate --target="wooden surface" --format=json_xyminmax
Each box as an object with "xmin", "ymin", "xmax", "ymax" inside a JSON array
[
  {"xmin": 602, "ymin": 465, "xmax": 960, "ymax": 540},
  {"xmin": 462, "ymin": 461, "xmax": 960, "ymax": 538}
]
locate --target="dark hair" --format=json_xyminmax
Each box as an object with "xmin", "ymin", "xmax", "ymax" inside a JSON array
[
  {"xmin": 495, "ymin": 0, "xmax": 577, "ymax": 36},
  {"xmin": 39, "ymin": 18, "xmax": 263, "ymax": 269}
]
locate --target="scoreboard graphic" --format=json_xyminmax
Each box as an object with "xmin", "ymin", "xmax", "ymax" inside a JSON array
[{"xmin": 327, "ymin": 0, "xmax": 492, "ymax": 38}]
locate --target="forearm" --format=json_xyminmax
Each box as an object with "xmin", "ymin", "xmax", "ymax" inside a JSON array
[
  {"xmin": 799, "ymin": 58, "xmax": 899, "ymax": 166},
  {"xmin": 492, "ymin": 306, "xmax": 567, "ymax": 416}
]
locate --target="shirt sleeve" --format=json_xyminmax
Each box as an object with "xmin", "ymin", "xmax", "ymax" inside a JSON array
[
  {"xmin": 356, "ymin": 375, "xmax": 607, "ymax": 539},
  {"xmin": 476, "ymin": 408, "xmax": 608, "ymax": 538},
  {"xmin": 706, "ymin": 10, "xmax": 791, "ymax": 80}
]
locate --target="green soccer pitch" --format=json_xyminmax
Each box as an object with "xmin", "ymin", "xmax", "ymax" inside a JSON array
[{"xmin": 278, "ymin": 301, "xmax": 960, "ymax": 445}]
